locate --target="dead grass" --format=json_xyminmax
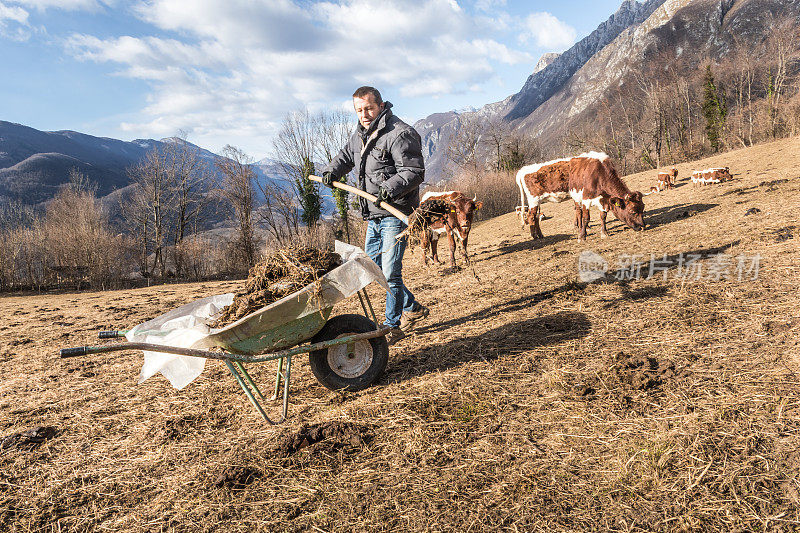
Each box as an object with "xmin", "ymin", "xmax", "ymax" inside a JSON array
[{"xmin": 1, "ymin": 136, "xmax": 800, "ymax": 531}]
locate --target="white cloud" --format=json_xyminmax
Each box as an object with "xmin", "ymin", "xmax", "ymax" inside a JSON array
[
  {"xmin": 0, "ymin": 1, "xmax": 29, "ymax": 40},
  {"xmin": 12, "ymin": 0, "xmax": 111, "ymax": 11},
  {"xmin": 518, "ymin": 12, "xmax": 576, "ymax": 51},
  {"xmin": 64, "ymin": 0, "xmax": 532, "ymax": 154},
  {"xmin": 0, "ymin": 2, "xmax": 27, "ymax": 23},
  {"xmin": 474, "ymin": 0, "xmax": 506, "ymax": 13}
]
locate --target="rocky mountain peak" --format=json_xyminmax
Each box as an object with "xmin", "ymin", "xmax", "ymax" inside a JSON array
[{"xmin": 533, "ymin": 53, "xmax": 561, "ymax": 74}]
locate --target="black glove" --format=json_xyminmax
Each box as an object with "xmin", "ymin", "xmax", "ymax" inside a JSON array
[
  {"xmin": 373, "ymin": 187, "xmax": 390, "ymax": 208},
  {"xmin": 321, "ymin": 172, "xmax": 335, "ymax": 188}
]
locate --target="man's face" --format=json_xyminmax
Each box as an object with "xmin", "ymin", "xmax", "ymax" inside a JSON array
[{"xmin": 353, "ymin": 94, "xmax": 385, "ymax": 129}]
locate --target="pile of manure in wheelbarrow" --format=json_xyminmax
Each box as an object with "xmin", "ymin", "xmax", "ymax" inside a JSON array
[{"xmin": 210, "ymin": 246, "xmax": 341, "ymax": 328}]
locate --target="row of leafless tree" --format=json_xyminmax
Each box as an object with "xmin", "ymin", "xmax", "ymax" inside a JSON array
[
  {"xmin": 561, "ymin": 19, "xmax": 800, "ymax": 174},
  {"xmin": 0, "ymin": 110, "xmax": 356, "ymax": 291},
  {"xmin": 0, "ymin": 170, "xmax": 132, "ymax": 291}
]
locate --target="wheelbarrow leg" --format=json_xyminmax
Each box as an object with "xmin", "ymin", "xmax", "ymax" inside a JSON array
[
  {"xmin": 234, "ymin": 362, "xmax": 265, "ymax": 400},
  {"xmin": 356, "ymin": 288, "xmax": 379, "ymax": 325},
  {"xmin": 282, "ymin": 355, "xmax": 292, "ymax": 421},
  {"xmin": 225, "ymin": 360, "xmax": 286, "ymax": 424},
  {"xmin": 272, "ymin": 357, "xmax": 285, "ymax": 401}
]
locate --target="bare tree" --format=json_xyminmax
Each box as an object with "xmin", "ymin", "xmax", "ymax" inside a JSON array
[
  {"xmin": 160, "ymin": 137, "xmax": 211, "ymax": 276},
  {"xmin": 446, "ymin": 114, "xmax": 484, "ymax": 175},
  {"xmin": 216, "ymin": 145, "xmax": 257, "ymax": 270},
  {"xmin": 315, "ymin": 109, "xmax": 355, "ymax": 241},
  {"xmin": 272, "ymin": 108, "xmax": 322, "ymax": 231},
  {"xmin": 0, "ymin": 201, "xmax": 38, "ymax": 290},
  {"xmin": 42, "ymin": 169, "xmax": 129, "ymax": 289},
  {"xmin": 124, "ymin": 148, "xmax": 176, "ymax": 277},
  {"xmin": 483, "ymin": 117, "xmax": 510, "ymax": 172}
]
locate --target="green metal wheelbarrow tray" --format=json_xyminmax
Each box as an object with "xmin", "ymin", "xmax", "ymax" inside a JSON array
[{"xmin": 60, "ymin": 256, "xmax": 391, "ymax": 424}]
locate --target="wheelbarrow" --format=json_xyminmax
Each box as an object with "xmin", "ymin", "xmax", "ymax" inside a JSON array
[{"xmin": 60, "ymin": 242, "xmax": 392, "ymax": 424}]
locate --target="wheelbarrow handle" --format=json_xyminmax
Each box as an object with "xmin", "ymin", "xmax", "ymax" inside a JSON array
[
  {"xmin": 59, "ymin": 327, "xmax": 393, "ymax": 363},
  {"xmin": 61, "ymin": 347, "xmax": 88, "ymax": 357},
  {"xmin": 309, "ymin": 175, "xmax": 409, "ymax": 225},
  {"xmin": 99, "ymin": 330, "xmax": 127, "ymax": 339}
]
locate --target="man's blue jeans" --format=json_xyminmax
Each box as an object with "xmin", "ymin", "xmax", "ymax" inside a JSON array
[{"xmin": 364, "ymin": 217, "xmax": 416, "ymax": 328}]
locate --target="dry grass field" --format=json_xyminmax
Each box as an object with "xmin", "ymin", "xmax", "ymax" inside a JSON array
[{"xmin": 2, "ymin": 136, "xmax": 800, "ymax": 531}]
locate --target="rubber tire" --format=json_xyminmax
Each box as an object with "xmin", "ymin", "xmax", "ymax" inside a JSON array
[{"xmin": 308, "ymin": 314, "xmax": 389, "ymax": 391}]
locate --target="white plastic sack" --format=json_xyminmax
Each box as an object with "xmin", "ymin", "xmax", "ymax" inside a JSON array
[
  {"xmin": 129, "ymin": 293, "xmax": 234, "ymax": 389},
  {"xmin": 133, "ymin": 241, "xmax": 387, "ymax": 390}
]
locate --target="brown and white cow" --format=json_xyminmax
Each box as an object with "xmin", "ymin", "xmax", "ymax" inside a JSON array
[
  {"xmin": 417, "ymin": 191, "xmax": 482, "ymax": 266},
  {"xmin": 691, "ymin": 167, "xmax": 731, "ymax": 185},
  {"xmin": 657, "ymin": 166, "xmax": 678, "ymax": 189},
  {"xmin": 515, "ymin": 151, "xmax": 645, "ymax": 241}
]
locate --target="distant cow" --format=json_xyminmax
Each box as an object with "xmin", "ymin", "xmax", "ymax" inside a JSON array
[
  {"xmin": 692, "ymin": 167, "xmax": 731, "ymax": 185},
  {"xmin": 416, "ymin": 191, "xmax": 482, "ymax": 266},
  {"xmin": 657, "ymin": 166, "xmax": 678, "ymax": 189},
  {"xmin": 515, "ymin": 152, "xmax": 645, "ymax": 241}
]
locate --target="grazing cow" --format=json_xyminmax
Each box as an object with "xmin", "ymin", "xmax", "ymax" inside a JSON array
[
  {"xmin": 657, "ymin": 166, "xmax": 678, "ymax": 189},
  {"xmin": 417, "ymin": 191, "xmax": 482, "ymax": 266},
  {"xmin": 516, "ymin": 151, "xmax": 645, "ymax": 241},
  {"xmin": 691, "ymin": 167, "xmax": 732, "ymax": 185}
]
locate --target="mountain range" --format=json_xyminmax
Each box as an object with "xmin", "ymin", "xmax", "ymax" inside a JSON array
[
  {"xmin": 2, "ymin": 0, "xmax": 797, "ymax": 207},
  {"xmin": 414, "ymin": 0, "xmax": 800, "ymax": 180},
  {"xmin": 0, "ymin": 120, "xmax": 322, "ymax": 219}
]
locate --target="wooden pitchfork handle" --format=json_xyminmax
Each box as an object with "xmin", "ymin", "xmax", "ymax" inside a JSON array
[{"xmin": 309, "ymin": 175, "xmax": 410, "ymax": 225}]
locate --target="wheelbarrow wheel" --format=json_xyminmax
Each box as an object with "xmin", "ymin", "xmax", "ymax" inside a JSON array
[{"xmin": 308, "ymin": 314, "xmax": 389, "ymax": 391}]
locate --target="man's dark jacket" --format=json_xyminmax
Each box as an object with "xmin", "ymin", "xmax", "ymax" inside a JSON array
[{"xmin": 321, "ymin": 102, "xmax": 425, "ymax": 220}]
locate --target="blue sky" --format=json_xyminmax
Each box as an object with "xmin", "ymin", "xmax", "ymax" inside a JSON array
[{"xmin": 0, "ymin": 0, "xmax": 625, "ymax": 159}]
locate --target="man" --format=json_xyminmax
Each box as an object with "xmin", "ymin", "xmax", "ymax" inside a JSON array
[{"xmin": 320, "ymin": 86, "xmax": 429, "ymax": 345}]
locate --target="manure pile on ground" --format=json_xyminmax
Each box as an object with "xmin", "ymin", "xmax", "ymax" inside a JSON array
[{"xmin": 211, "ymin": 246, "xmax": 341, "ymax": 328}]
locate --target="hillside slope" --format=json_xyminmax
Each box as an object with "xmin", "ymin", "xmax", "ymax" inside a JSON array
[
  {"xmin": 417, "ymin": 0, "xmax": 800, "ymax": 181},
  {"xmin": 1, "ymin": 137, "xmax": 799, "ymax": 530}
]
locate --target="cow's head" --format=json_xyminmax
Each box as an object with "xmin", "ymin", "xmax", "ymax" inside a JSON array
[
  {"xmin": 451, "ymin": 196, "xmax": 482, "ymax": 239},
  {"xmin": 609, "ymin": 192, "xmax": 645, "ymax": 231}
]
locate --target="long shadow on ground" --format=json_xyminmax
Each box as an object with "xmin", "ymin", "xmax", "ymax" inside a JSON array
[
  {"xmin": 480, "ymin": 233, "xmax": 573, "ymax": 261},
  {"xmin": 601, "ymin": 241, "xmax": 741, "ymax": 283},
  {"xmin": 645, "ymin": 203, "xmax": 719, "ymax": 229},
  {"xmin": 414, "ymin": 280, "xmax": 586, "ymax": 336},
  {"xmin": 384, "ymin": 311, "xmax": 591, "ymax": 384}
]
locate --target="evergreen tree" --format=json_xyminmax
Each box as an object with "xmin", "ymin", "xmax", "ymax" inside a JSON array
[
  {"xmin": 296, "ymin": 157, "xmax": 321, "ymax": 228},
  {"xmin": 331, "ymin": 176, "xmax": 351, "ymax": 241},
  {"xmin": 703, "ymin": 65, "xmax": 727, "ymax": 152}
]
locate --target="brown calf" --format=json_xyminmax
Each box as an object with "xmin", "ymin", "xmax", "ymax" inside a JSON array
[
  {"xmin": 657, "ymin": 166, "xmax": 678, "ymax": 189},
  {"xmin": 417, "ymin": 191, "xmax": 482, "ymax": 266}
]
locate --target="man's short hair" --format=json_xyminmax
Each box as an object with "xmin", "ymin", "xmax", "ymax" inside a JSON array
[{"xmin": 353, "ymin": 86, "xmax": 382, "ymax": 103}]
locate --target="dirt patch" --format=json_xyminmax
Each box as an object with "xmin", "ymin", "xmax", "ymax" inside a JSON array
[
  {"xmin": 161, "ymin": 415, "xmax": 200, "ymax": 441},
  {"xmin": 213, "ymin": 466, "xmax": 260, "ymax": 490},
  {"xmin": 8, "ymin": 338, "xmax": 32, "ymax": 347},
  {"xmin": 1, "ymin": 426, "xmax": 57, "ymax": 451},
  {"xmin": 612, "ymin": 352, "xmax": 683, "ymax": 391},
  {"xmin": 210, "ymin": 246, "xmax": 341, "ymax": 328},
  {"xmin": 773, "ymin": 226, "xmax": 795, "ymax": 242},
  {"xmin": 568, "ymin": 352, "xmax": 687, "ymax": 401},
  {"xmin": 275, "ymin": 421, "xmax": 371, "ymax": 457}
]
